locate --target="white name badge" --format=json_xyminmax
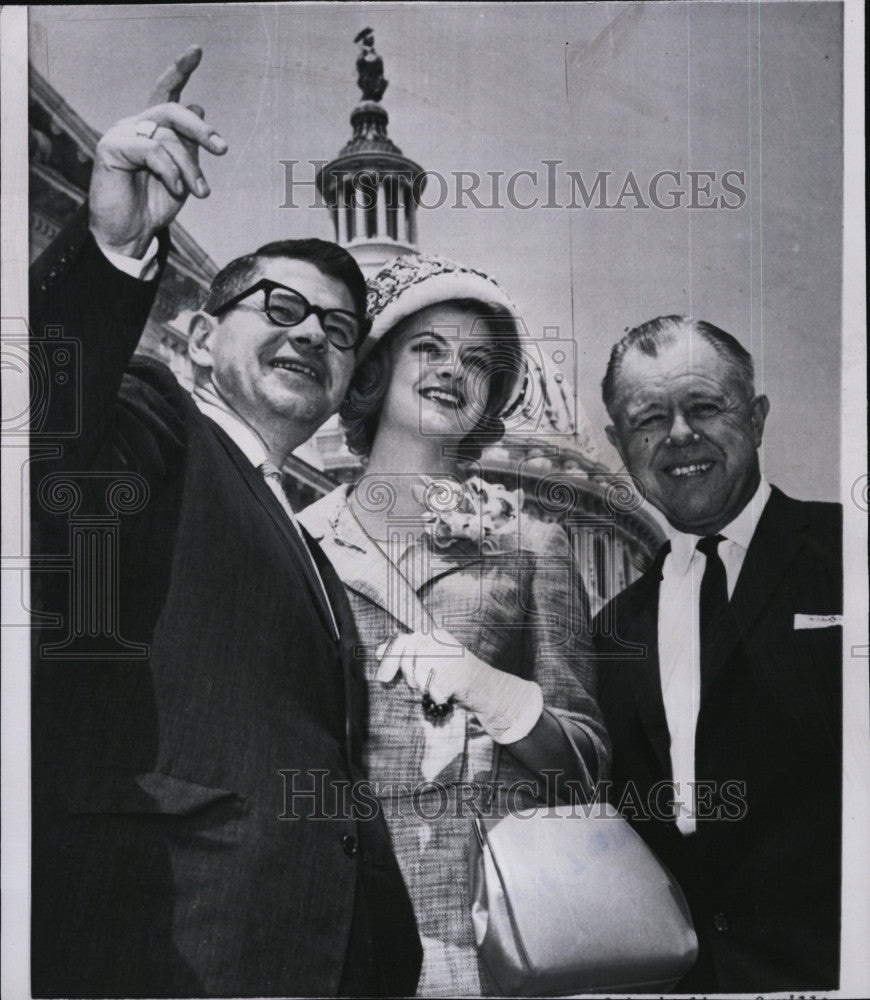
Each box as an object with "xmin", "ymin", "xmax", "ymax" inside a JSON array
[{"xmin": 794, "ymin": 613, "xmax": 843, "ymax": 630}]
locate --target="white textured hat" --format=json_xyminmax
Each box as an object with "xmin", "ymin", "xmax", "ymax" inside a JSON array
[{"xmin": 362, "ymin": 253, "xmax": 528, "ymax": 414}]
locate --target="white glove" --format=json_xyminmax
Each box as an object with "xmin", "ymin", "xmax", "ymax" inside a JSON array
[{"xmin": 375, "ymin": 628, "xmax": 543, "ymax": 744}]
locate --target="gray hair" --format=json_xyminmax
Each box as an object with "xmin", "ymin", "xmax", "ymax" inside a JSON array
[{"xmin": 601, "ymin": 315, "xmax": 756, "ymax": 418}]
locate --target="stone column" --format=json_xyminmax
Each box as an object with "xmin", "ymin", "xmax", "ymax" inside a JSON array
[
  {"xmin": 376, "ymin": 177, "xmax": 388, "ymax": 238},
  {"xmin": 395, "ymin": 180, "xmax": 407, "ymax": 242},
  {"xmin": 407, "ymin": 195, "xmax": 417, "ymax": 245},
  {"xmin": 354, "ymin": 180, "xmax": 367, "ymax": 242},
  {"xmin": 343, "ymin": 180, "xmax": 354, "ymax": 242}
]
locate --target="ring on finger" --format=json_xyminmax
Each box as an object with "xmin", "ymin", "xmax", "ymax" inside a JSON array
[{"xmin": 135, "ymin": 119, "xmax": 160, "ymax": 140}]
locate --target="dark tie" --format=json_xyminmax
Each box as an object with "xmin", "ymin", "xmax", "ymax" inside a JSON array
[{"xmin": 696, "ymin": 534, "xmax": 729, "ymax": 697}]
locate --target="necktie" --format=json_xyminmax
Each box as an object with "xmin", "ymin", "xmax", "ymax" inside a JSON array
[
  {"xmin": 696, "ymin": 534, "xmax": 729, "ymax": 697},
  {"xmin": 261, "ymin": 460, "xmax": 339, "ymax": 639}
]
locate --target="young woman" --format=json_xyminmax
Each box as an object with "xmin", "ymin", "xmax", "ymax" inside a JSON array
[{"xmin": 299, "ymin": 254, "xmax": 609, "ymax": 996}]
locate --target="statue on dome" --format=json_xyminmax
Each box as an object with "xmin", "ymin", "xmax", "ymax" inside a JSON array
[{"xmin": 354, "ymin": 27, "xmax": 388, "ymax": 102}]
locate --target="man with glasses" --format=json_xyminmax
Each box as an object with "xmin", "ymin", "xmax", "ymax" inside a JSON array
[{"xmin": 29, "ymin": 47, "xmax": 422, "ymax": 997}]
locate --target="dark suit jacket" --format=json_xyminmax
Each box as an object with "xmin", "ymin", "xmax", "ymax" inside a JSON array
[
  {"xmin": 593, "ymin": 487, "xmax": 842, "ymax": 993},
  {"xmin": 29, "ymin": 213, "xmax": 422, "ymax": 998}
]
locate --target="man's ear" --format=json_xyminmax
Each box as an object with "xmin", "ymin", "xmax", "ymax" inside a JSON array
[
  {"xmin": 605, "ymin": 423, "xmax": 628, "ymax": 465},
  {"xmin": 750, "ymin": 394, "xmax": 770, "ymax": 446},
  {"xmin": 187, "ymin": 312, "xmax": 216, "ymax": 370}
]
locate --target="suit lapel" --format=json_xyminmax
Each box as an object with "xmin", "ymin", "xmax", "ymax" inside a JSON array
[
  {"xmin": 625, "ymin": 557, "xmax": 673, "ymax": 779},
  {"xmin": 314, "ymin": 491, "xmax": 434, "ymax": 633},
  {"xmin": 725, "ymin": 486, "xmax": 807, "ymax": 656},
  {"xmin": 325, "ymin": 509, "xmax": 493, "ymax": 628},
  {"xmin": 598, "ymin": 543, "xmax": 672, "ymax": 779},
  {"xmin": 201, "ymin": 418, "xmax": 340, "ymax": 642},
  {"xmin": 301, "ymin": 525, "xmax": 363, "ymax": 766}
]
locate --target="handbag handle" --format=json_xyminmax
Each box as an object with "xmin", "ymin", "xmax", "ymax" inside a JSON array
[
  {"xmin": 346, "ymin": 500, "xmax": 438, "ymax": 634},
  {"xmin": 489, "ymin": 707, "xmax": 595, "ymax": 806}
]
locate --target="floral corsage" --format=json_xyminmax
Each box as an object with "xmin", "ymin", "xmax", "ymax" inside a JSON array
[{"xmin": 413, "ymin": 475, "xmax": 524, "ymax": 552}]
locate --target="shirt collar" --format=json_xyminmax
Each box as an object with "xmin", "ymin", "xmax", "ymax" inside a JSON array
[
  {"xmin": 192, "ymin": 381, "xmax": 270, "ymax": 470},
  {"xmin": 725, "ymin": 476, "xmax": 771, "ymax": 551},
  {"xmin": 660, "ymin": 477, "xmax": 772, "ymax": 577}
]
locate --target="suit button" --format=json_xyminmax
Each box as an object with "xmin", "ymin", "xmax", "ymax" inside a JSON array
[
  {"xmin": 341, "ymin": 833, "xmax": 358, "ymax": 858},
  {"xmin": 713, "ymin": 912, "xmax": 728, "ymax": 933}
]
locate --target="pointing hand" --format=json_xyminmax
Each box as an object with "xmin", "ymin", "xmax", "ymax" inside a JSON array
[{"xmin": 89, "ymin": 46, "xmax": 228, "ymax": 257}]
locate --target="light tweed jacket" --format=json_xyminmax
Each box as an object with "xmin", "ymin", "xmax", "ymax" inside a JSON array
[{"xmin": 299, "ymin": 483, "xmax": 610, "ymax": 996}]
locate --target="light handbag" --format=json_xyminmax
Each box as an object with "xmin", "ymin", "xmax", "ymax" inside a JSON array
[{"xmin": 469, "ymin": 714, "xmax": 698, "ymax": 996}]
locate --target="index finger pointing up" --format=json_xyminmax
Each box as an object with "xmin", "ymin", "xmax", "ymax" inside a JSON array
[{"xmin": 147, "ymin": 44, "xmax": 203, "ymax": 107}]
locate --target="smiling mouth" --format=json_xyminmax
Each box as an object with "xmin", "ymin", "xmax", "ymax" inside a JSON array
[
  {"xmin": 419, "ymin": 386, "xmax": 466, "ymax": 408},
  {"xmin": 666, "ymin": 461, "xmax": 715, "ymax": 479},
  {"xmin": 270, "ymin": 359, "xmax": 323, "ymax": 384}
]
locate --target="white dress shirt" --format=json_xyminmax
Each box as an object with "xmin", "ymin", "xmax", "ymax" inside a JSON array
[{"xmin": 656, "ymin": 478, "xmax": 771, "ymax": 833}]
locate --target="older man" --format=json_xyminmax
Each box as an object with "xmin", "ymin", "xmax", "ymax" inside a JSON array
[
  {"xmin": 593, "ymin": 316, "xmax": 841, "ymax": 992},
  {"xmin": 29, "ymin": 48, "xmax": 421, "ymax": 997}
]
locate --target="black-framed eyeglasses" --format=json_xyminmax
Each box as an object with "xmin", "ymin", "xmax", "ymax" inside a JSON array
[{"xmin": 209, "ymin": 278, "xmax": 363, "ymax": 351}]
